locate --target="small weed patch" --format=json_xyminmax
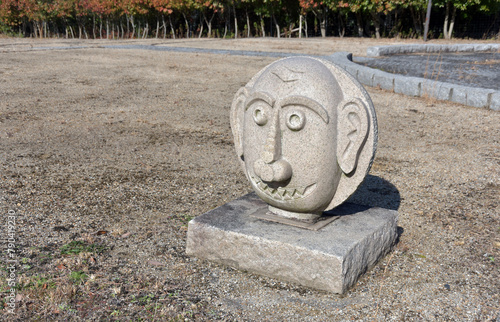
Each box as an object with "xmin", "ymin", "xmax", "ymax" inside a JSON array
[
  {"xmin": 20, "ymin": 275, "xmax": 56, "ymax": 290},
  {"xmin": 70, "ymin": 271, "xmax": 88, "ymax": 284},
  {"xmin": 60, "ymin": 240, "xmax": 107, "ymax": 255}
]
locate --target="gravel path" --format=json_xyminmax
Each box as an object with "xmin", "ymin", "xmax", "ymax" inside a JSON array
[{"xmin": 0, "ymin": 38, "xmax": 499, "ymax": 321}]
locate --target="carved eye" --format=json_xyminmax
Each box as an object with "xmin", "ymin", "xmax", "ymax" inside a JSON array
[
  {"xmin": 253, "ymin": 108, "xmax": 268, "ymax": 126},
  {"xmin": 286, "ymin": 110, "xmax": 305, "ymax": 131}
]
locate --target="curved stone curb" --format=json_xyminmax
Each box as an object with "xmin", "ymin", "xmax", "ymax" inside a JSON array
[
  {"xmin": 324, "ymin": 52, "xmax": 500, "ymax": 111},
  {"xmin": 367, "ymin": 43, "xmax": 500, "ymax": 57},
  {"xmin": 10, "ymin": 43, "xmax": 499, "ymax": 111}
]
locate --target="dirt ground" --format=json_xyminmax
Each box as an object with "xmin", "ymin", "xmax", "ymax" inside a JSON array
[{"xmin": 0, "ymin": 37, "xmax": 499, "ymax": 320}]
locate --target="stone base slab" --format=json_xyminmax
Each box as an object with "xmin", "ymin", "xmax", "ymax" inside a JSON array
[{"xmin": 186, "ymin": 193, "xmax": 398, "ymax": 294}]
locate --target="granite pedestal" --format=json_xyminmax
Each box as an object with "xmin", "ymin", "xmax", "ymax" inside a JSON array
[{"xmin": 186, "ymin": 193, "xmax": 398, "ymax": 294}]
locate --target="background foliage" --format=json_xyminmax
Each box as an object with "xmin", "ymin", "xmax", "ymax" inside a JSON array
[{"xmin": 0, "ymin": 0, "xmax": 499, "ymax": 39}]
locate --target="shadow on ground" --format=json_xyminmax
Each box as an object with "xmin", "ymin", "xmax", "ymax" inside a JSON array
[{"xmin": 346, "ymin": 175, "xmax": 401, "ymax": 211}]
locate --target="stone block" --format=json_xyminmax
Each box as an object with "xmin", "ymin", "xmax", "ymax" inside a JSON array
[
  {"xmin": 367, "ymin": 46, "xmax": 382, "ymax": 57},
  {"xmin": 450, "ymin": 85, "xmax": 468, "ymax": 105},
  {"xmin": 466, "ymin": 88, "xmax": 495, "ymax": 108},
  {"xmin": 408, "ymin": 44, "xmax": 425, "ymax": 53},
  {"xmin": 186, "ymin": 193, "xmax": 398, "ymax": 294},
  {"xmin": 474, "ymin": 44, "xmax": 494, "ymax": 52},
  {"xmin": 489, "ymin": 92, "xmax": 500, "ymax": 111},
  {"xmin": 345, "ymin": 64, "xmax": 359, "ymax": 79},
  {"xmin": 372, "ymin": 70, "xmax": 394, "ymax": 91},
  {"xmin": 356, "ymin": 67, "xmax": 374, "ymax": 87},
  {"xmin": 459, "ymin": 44, "xmax": 475, "ymax": 52},
  {"xmin": 421, "ymin": 80, "xmax": 452, "ymax": 101},
  {"xmin": 424, "ymin": 44, "xmax": 442, "ymax": 53},
  {"xmin": 394, "ymin": 76, "xmax": 421, "ymax": 97}
]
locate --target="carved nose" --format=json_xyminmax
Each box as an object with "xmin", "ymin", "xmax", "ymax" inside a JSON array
[
  {"xmin": 254, "ymin": 159, "xmax": 292, "ymax": 182},
  {"xmin": 253, "ymin": 109, "xmax": 292, "ymax": 182}
]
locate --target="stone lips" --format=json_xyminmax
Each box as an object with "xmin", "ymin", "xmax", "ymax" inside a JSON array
[{"xmin": 230, "ymin": 56, "xmax": 378, "ymax": 212}]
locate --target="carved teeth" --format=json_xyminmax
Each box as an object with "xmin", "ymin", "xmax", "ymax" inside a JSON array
[
  {"xmin": 303, "ymin": 183, "xmax": 315, "ymax": 195},
  {"xmin": 251, "ymin": 176, "xmax": 316, "ymax": 201},
  {"xmin": 295, "ymin": 187, "xmax": 305, "ymax": 196}
]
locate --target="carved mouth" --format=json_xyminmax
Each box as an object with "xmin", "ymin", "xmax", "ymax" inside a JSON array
[{"xmin": 251, "ymin": 176, "xmax": 317, "ymax": 201}]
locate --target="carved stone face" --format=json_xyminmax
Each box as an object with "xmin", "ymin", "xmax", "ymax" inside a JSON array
[{"xmin": 231, "ymin": 57, "xmax": 377, "ymax": 220}]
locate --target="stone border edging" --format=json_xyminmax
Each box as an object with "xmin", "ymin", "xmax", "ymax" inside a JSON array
[
  {"xmin": 325, "ymin": 51, "xmax": 500, "ymax": 111},
  {"xmin": 7, "ymin": 42, "xmax": 499, "ymax": 111},
  {"xmin": 367, "ymin": 43, "xmax": 500, "ymax": 57}
]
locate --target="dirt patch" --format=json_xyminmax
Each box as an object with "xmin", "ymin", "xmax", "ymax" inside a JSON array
[{"xmin": 0, "ymin": 38, "xmax": 499, "ymax": 320}]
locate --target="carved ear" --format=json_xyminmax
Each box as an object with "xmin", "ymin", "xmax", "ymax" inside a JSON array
[
  {"xmin": 337, "ymin": 98, "xmax": 370, "ymax": 175},
  {"xmin": 230, "ymin": 87, "xmax": 248, "ymax": 162}
]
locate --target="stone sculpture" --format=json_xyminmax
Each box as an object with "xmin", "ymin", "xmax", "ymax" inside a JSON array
[
  {"xmin": 186, "ymin": 56, "xmax": 397, "ymax": 294},
  {"xmin": 230, "ymin": 56, "xmax": 378, "ymax": 222}
]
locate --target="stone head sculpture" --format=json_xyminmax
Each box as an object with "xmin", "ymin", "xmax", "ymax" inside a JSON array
[{"xmin": 230, "ymin": 57, "xmax": 377, "ymax": 222}]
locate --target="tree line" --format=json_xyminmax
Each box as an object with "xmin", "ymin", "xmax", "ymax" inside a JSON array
[{"xmin": 1, "ymin": 0, "xmax": 499, "ymax": 39}]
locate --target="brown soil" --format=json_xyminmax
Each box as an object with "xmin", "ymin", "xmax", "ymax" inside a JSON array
[{"xmin": 0, "ymin": 37, "xmax": 499, "ymax": 320}]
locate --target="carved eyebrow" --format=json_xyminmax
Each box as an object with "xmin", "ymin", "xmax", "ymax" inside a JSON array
[
  {"xmin": 278, "ymin": 95, "xmax": 329, "ymax": 124},
  {"xmin": 245, "ymin": 92, "xmax": 275, "ymax": 111}
]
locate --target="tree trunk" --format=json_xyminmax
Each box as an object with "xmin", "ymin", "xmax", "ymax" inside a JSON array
[
  {"xmin": 246, "ymin": 8, "xmax": 250, "ymax": 37},
  {"xmin": 447, "ymin": 5, "xmax": 456, "ymax": 39},
  {"xmin": 99, "ymin": 18, "xmax": 103, "ymax": 39},
  {"xmin": 198, "ymin": 14, "xmax": 204, "ymax": 38},
  {"xmin": 393, "ymin": 9, "xmax": 400, "ymax": 38},
  {"xmin": 299, "ymin": 15, "xmax": 303, "ymax": 38},
  {"xmin": 410, "ymin": 6, "xmax": 423, "ymax": 37},
  {"xmin": 224, "ymin": 11, "xmax": 228, "ymax": 38},
  {"xmin": 233, "ymin": 3, "xmax": 238, "ymax": 38},
  {"xmin": 202, "ymin": 12, "xmax": 214, "ymax": 38},
  {"xmin": 21, "ymin": 21, "xmax": 27, "ymax": 38},
  {"xmin": 356, "ymin": 12, "xmax": 363, "ymax": 37},
  {"xmin": 142, "ymin": 22, "xmax": 148, "ymax": 38},
  {"xmin": 260, "ymin": 15, "xmax": 265, "ymax": 37},
  {"xmin": 338, "ymin": 12, "xmax": 345, "ymax": 37},
  {"xmin": 126, "ymin": 14, "xmax": 130, "ymax": 38},
  {"xmin": 320, "ymin": 11, "xmax": 326, "ymax": 37},
  {"xmin": 372, "ymin": 12, "xmax": 381, "ymax": 39},
  {"xmin": 182, "ymin": 13, "xmax": 189, "ymax": 38},
  {"xmin": 169, "ymin": 16, "xmax": 176, "ymax": 39},
  {"xmin": 208, "ymin": 14, "xmax": 214, "ymax": 37},
  {"xmin": 273, "ymin": 14, "xmax": 280, "ymax": 38},
  {"xmin": 156, "ymin": 17, "xmax": 160, "ymax": 38},
  {"xmin": 443, "ymin": 1, "xmax": 450, "ymax": 39},
  {"xmin": 305, "ymin": 13, "xmax": 308, "ymax": 38},
  {"xmin": 162, "ymin": 15, "xmax": 167, "ymax": 38},
  {"xmin": 130, "ymin": 15, "xmax": 135, "ymax": 38},
  {"xmin": 93, "ymin": 15, "xmax": 96, "ymax": 39}
]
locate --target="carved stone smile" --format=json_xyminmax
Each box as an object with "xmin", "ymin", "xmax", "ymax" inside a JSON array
[{"xmin": 251, "ymin": 176, "xmax": 317, "ymax": 201}]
